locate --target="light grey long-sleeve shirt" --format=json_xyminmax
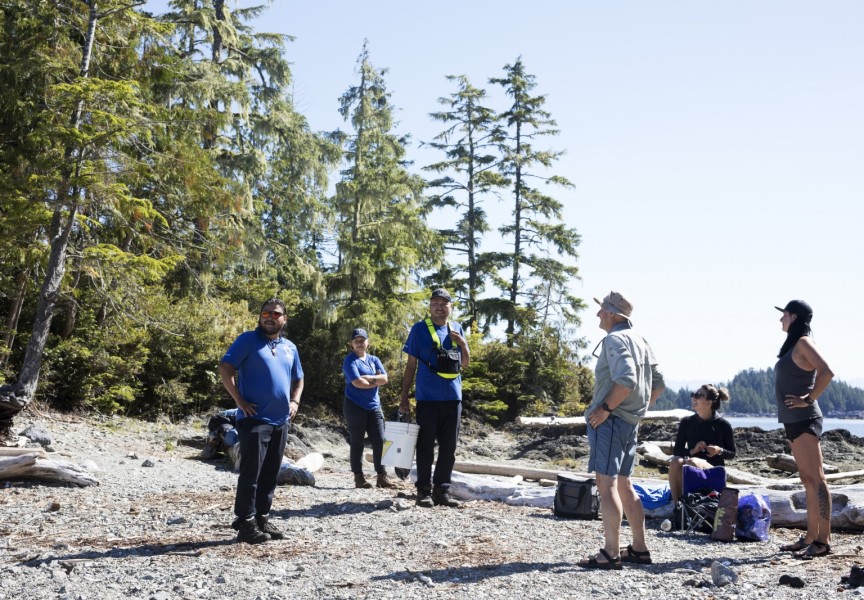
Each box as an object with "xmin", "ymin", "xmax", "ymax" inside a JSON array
[{"xmin": 590, "ymin": 321, "xmax": 664, "ymax": 426}]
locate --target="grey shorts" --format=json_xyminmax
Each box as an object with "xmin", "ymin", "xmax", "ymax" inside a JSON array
[
  {"xmin": 784, "ymin": 417, "xmax": 823, "ymax": 442},
  {"xmin": 587, "ymin": 415, "xmax": 638, "ymax": 477}
]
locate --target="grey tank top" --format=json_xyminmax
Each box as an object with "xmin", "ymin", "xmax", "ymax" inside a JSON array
[{"xmin": 775, "ymin": 348, "xmax": 820, "ymax": 424}]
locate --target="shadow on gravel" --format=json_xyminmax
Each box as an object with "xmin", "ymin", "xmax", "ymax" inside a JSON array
[
  {"xmin": 272, "ymin": 500, "xmax": 381, "ymax": 519},
  {"xmin": 621, "ymin": 552, "xmax": 779, "ymax": 571},
  {"xmin": 20, "ymin": 539, "xmax": 236, "ymax": 568},
  {"xmin": 370, "ymin": 561, "xmax": 577, "ymax": 584}
]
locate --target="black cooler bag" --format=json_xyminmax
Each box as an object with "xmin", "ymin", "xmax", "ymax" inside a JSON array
[{"xmin": 553, "ymin": 474, "xmax": 600, "ymax": 519}]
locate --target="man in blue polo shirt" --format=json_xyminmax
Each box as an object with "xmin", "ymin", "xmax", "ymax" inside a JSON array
[
  {"xmin": 400, "ymin": 289, "xmax": 470, "ymax": 508},
  {"xmin": 219, "ymin": 298, "xmax": 304, "ymax": 544}
]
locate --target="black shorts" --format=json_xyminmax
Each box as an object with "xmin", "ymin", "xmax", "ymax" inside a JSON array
[{"xmin": 783, "ymin": 417, "xmax": 823, "ymax": 442}]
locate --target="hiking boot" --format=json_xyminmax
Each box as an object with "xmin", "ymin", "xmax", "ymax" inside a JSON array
[
  {"xmin": 376, "ymin": 472, "xmax": 396, "ymax": 489},
  {"xmin": 232, "ymin": 517, "xmax": 270, "ymax": 545},
  {"xmin": 354, "ymin": 473, "xmax": 372, "ymax": 489},
  {"xmin": 255, "ymin": 514, "xmax": 285, "ymax": 540},
  {"xmin": 416, "ymin": 487, "xmax": 434, "ymax": 508},
  {"xmin": 432, "ymin": 487, "xmax": 462, "ymax": 508}
]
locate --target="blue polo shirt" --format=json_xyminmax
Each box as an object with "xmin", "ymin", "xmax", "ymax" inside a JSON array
[
  {"xmin": 403, "ymin": 319, "xmax": 466, "ymax": 401},
  {"xmin": 343, "ymin": 353, "xmax": 386, "ymax": 410},
  {"xmin": 221, "ymin": 328, "xmax": 304, "ymax": 426}
]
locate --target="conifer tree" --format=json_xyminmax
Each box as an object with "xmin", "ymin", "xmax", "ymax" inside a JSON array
[
  {"xmin": 425, "ymin": 75, "xmax": 508, "ymax": 331},
  {"xmin": 328, "ymin": 43, "xmax": 437, "ymax": 337},
  {"xmin": 489, "ymin": 58, "xmax": 582, "ymax": 344}
]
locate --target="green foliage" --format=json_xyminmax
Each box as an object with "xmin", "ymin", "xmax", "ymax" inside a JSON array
[{"xmin": 461, "ymin": 331, "xmax": 593, "ymax": 424}]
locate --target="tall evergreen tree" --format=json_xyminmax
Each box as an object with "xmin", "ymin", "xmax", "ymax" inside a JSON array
[
  {"xmin": 328, "ymin": 43, "xmax": 437, "ymax": 334},
  {"xmin": 424, "ymin": 75, "xmax": 508, "ymax": 331},
  {"xmin": 489, "ymin": 58, "xmax": 582, "ymax": 344}
]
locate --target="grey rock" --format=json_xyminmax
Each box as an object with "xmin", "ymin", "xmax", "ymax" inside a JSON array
[
  {"xmin": 376, "ymin": 499, "xmax": 395, "ymax": 509},
  {"xmin": 276, "ymin": 463, "xmax": 315, "ymax": 486},
  {"xmin": 142, "ymin": 459, "xmax": 156, "ymax": 467},
  {"xmin": 166, "ymin": 515, "xmax": 186, "ymax": 525},
  {"xmin": 711, "ymin": 560, "xmax": 739, "ymax": 587},
  {"xmin": 19, "ymin": 425, "xmax": 52, "ymax": 447}
]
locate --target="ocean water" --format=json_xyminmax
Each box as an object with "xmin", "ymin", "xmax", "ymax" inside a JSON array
[{"xmin": 726, "ymin": 416, "xmax": 864, "ymax": 438}]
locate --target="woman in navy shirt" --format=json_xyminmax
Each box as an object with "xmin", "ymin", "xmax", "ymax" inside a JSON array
[{"xmin": 343, "ymin": 328, "xmax": 395, "ymax": 489}]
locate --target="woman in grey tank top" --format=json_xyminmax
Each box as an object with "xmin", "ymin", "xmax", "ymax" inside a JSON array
[{"xmin": 774, "ymin": 299, "xmax": 834, "ymax": 558}]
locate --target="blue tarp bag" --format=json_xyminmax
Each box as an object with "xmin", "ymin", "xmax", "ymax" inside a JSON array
[{"xmin": 736, "ymin": 493, "xmax": 771, "ymax": 541}]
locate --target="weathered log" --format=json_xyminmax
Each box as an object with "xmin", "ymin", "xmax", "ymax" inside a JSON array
[
  {"xmin": 766, "ymin": 453, "xmax": 838, "ymax": 474},
  {"xmin": 0, "ymin": 447, "xmax": 48, "ymax": 458},
  {"xmin": 0, "ymin": 454, "xmax": 99, "ymax": 486},
  {"xmin": 642, "ymin": 440, "xmax": 675, "ymax": 455},
  {"xmin": 824, "ymin": 469, "xmax": 864, "ymax": 482},
  {"xmin": 452, "ymin": 459, "xmax": 592, "ymax": 481},
  {"xmin": 518, "ymin": 409, "xmax": 694, "ymax": 432}
]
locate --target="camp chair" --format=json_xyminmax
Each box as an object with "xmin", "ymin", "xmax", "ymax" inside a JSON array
[{"xmin": 676, "ymin": 465, "xmax": 726, "ymax": 534}]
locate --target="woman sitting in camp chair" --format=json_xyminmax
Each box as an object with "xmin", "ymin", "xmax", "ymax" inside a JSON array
[{"xmin": 668, "ymin": 384, "xmax": 736, "ymax": 503}]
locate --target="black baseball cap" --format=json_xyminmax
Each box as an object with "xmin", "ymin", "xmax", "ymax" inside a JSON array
[{"xmin": 775, "ymin": 300, "xmax": 813, "ymax": 320}]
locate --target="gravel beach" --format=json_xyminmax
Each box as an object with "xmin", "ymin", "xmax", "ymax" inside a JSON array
[{"xmin": 2, "ymin": 411, "xmax": 863, "ymax": 600}]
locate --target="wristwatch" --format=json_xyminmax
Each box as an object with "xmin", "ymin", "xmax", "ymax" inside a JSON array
[{"xmin": 602, "ymin": 402, "xmax": 614, "ymax": 413}]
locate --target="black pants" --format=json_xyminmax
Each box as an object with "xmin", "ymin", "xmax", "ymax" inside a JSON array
[
  {"xmin": 234, "ymin": 418, "xmax": 288, "ymax": 520},
  {"xmin": 343, "ymin": 397, "xmax": 386, "ymax": 475},
  {"xmin": 415, "ymin": 400, "xmax": 461, "ymax": 492}
]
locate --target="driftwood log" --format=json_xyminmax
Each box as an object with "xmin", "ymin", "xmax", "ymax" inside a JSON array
[
  {"xmin": 452, "ymin": 460, "xmax": 591, "ymax": 481},
  {"xmin": 0, "ymin": 454, "xmax": 99, "ymax": 486},
  {"xmin": 518, "ymin": 409, "xmax": 695, "ymax": 434},
  {"xmin": 0, "ymin": 447, "xmax": 48, "ymax": 458},
  {"xmin": 766, "ymin": 453, "xmax": 838, "ymax": 474}
]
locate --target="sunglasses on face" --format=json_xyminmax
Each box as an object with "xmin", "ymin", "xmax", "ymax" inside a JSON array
[
  {"xmin": 691, "ymin": 392, "xmax": 707, "ymax": 399},
  {"xmin": 260, "ymin": 310, "xmax": 284, "ymax": 319}
]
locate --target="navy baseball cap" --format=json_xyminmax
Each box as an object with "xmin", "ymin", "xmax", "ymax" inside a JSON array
[
  {"xmin": 351, "ymin": 328, "xmax": 369, "ymax": 339},
  {"xmin": 430, "ymin": 288, "xmax": 452, "ymax": 302}
]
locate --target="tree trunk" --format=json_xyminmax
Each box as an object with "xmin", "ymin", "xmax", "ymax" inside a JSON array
[
  {"xmin": 0, "ymin": 265, "xmax": 30, "ymax": 367},
  {"xmin": 0, "ymin": 1, "xmax": 99, "ymax": 423}
]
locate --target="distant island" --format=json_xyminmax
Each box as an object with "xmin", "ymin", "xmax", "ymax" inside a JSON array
[{"xmin": 654, "ymin": 368, "xmax": 864, "ymax": 418}]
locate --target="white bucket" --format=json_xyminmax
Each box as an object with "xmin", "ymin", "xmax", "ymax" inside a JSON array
[{"xmin": 380, "ymin": 421, "xmax": 420, "ymax": 469}]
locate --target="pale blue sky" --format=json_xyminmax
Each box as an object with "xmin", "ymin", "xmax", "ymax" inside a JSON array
[{"xmin": 147, "ymin": 1, "xmax": 864, "ymax": 386}]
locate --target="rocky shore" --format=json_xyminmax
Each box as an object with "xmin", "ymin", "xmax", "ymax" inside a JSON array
[{"xmin": 1, "ymin": 411, "xmax": 863, "ymax": 600}]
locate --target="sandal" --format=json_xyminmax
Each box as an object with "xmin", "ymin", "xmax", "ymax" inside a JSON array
[
  {"xmin": 620, "ymin": 544, "xmax": 652, "ymax": 565},
  {"xmin": 579, "ymin": 548, "xmax": 623, "ymax": 570},
  {"xmin": 795, "ymin": 540, "xmax": 831, "ymax": 559},
  {"xmin": 780, "ymin": 536, "xmax": 810, "ymax": 552}
]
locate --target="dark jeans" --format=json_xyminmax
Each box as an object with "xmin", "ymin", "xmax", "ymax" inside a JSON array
[
  {"xmin": 343, "ymin": 397, "xmax": 386, "ymax": 474},
  {"xmin": 234, "ymin": 418, "xmax": 288, "ymax": 520},
  {"xmin": 415, "ymin": 400, "xmax": 461, "ymax": 492}
]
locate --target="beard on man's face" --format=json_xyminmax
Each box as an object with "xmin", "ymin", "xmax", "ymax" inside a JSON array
[{"xmin": 259, "ymin": 319, "xmax": 283, "ymax": 335}]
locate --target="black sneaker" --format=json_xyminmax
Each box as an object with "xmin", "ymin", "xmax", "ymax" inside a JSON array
[
  {"xmin": 233, "ymin": 517, "xmax": 270, "ymax": 544},
  {"xmin": 432, "ymin": 488, "xmax": 462, "ymax": 508},
  {"xmin": 416, "ymin": 490, "xmax": 434, "ymax": 508},
  {"xmin": 255, "ymin": 515, "xmax": 285, "ymax": 540}
]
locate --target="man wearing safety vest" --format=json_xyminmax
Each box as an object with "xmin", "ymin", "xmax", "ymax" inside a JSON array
[{"xmin": 400, "ymin": 288, "xmax": 470, "ymax": 508}]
